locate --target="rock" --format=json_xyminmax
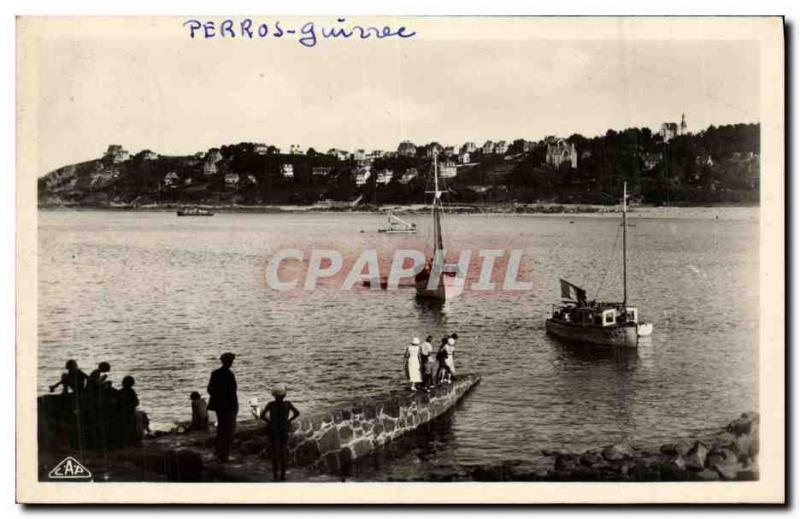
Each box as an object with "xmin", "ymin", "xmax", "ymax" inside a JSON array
[
  {"xmin": 338, "ymin": 425, "xmax": 353, "ymax": 444},
  {"xmin": 581, "ymin": 451, "xmax": 604, "ymax": 466},
  {"xmin": 660, "ymin": 438, "xmax": 691, "ymax": 457},
  {"xmin": 240, "ymin": 436, "xmax": 268, "ymax": 455},
  {"xmin": 710, "ymin": 431, "xmax": 737, "ymax": 451},
  {"xmin": 318, "ymin": 426, "xmax": 340, "ymax": 454},
  {"xmin": 602, "ymin": 442, "xmax": 634, "ymax": 461},
  {"xmin": 749, "ymin": 427, "xmax": 760, "ymax": 457},
  {"xmin": 662, "ymin": 456, "xmax": 691, "ymax": 481},
  {"xmin": 514, "ymin": 456, "xmax": 557, "ymax": 479},
  {"xmin": 706, "ymin": 448, "xmax": 740, "ymax": 480},
  {"xmin": 571, "ymin": 465, "xmax": 597, "ymax": 480},
  {"xmin": 293, "ymin": 440, "xmax": 321, "ymax": 466},
  {"xmin": 714, "ymin": 462, "xmax": 740, "ymax": 480},
  {"xmin": 164, "ymin": 449, "xmax": 203, "ymax": 482},
  {"xmin": 696, "ymin": 468, "xmax": 720, "ymax": 481},
  {"xmin": 670, "ymin": 454, "xmax": 687, "ymax": 471},
  {"xmin": 323, "ymin": 452, "xmax": 339, "ymax": 473},
  {"xmin": 555, "ymin": 454, "xmax": 578, "ymax": 472},
  {"xmin": 685, "ymin": 441, "xmax": 709, "ymax": 471},
  {"xmin": 727, "ymin": 413, "xmax": 758, "ymax": 436},
  {"xmin": 629, "ymin": 462, "xmax": 661, "ymax": 481},
  {"xmin": 736, "ymin": 469, "xmax": 757, "ymax": 481},
  {"xmin": 676, "ymin": 438, "xmax": 693, "ymax": 456},
  {"xmin": 660, "ymin": 443, "xmax": 678, "ymax": 456},
  {"xmin": 385, "ymin": 401, "xmax": 400, "ymax": 418},
  {"xmin": 472, "ymin": 465, "xmax": 505, "ymax": 481},
  {"xmin": 351, "ymin": 438, "xmax": 374, "ymax": 459},
  {"xmin": 617, "ymin": 461, "xmax": 635, "ymax": 478}
]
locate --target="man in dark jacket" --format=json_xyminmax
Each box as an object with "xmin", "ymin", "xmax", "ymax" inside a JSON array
[{"xmin": 207, "ymin": 352, "xmax": 238, "ymax": 462}]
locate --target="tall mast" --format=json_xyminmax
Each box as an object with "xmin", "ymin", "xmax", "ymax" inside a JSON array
[
  {"xmin": 622, "ymin": 181, "xmax": 628, "ymax": 308},
  {"xmin": 432, "ymin": 152, "xmax": 444, "ymax": 252}
]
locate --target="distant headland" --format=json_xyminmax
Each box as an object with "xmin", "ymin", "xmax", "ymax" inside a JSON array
[{"xmin": 38, "ymin": 121, "xmax": 760, "ymax": 210}]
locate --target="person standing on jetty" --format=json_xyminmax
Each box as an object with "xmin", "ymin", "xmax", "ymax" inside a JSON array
[
  {"xmin": 435, "ymin": 337, "xmax": 450, "ymax": 384},
  {"xmin": 443, "ymin": 337, "xmax": 456, "ymax": 382},
  {"xmin": 259, "ymin": 383, "xmax": 300, "ymax": 481},
  {"xmin": 405, "ymin": 338, "xmax": 423, "ymax": 391},
  {"xmin": 420, "ymin": 336, "xmax": 433, "ymax": 382},
  {"xmin": 207, "ymin": 352, "xmax": 238, "ymax": 462},
  {"xmin": 118, "ymin": 375, "xmax": 141, "ymax": 446}
]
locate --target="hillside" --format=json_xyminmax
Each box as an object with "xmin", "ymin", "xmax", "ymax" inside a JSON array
[{"xmin": 38, "ymin": 123, "xmax": 760, "ymax": 208}]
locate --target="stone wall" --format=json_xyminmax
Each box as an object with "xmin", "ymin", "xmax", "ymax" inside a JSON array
[{"xmin": 236, "ymin": 374, "xmax": 481, "ymax": 473}]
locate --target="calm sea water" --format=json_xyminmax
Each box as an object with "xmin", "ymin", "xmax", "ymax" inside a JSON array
[{"xmin": 38, "ymin": 209, "xmax": 758, "ymax": 479}]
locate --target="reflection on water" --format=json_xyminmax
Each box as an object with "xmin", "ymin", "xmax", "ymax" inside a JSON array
[
  {"xmin": 38, "ymin": 209, "xmax": 758, "ymax": 478},
  {"xmin": 412, "ymin": 295, "xmax": 447, "ymax": 326}
]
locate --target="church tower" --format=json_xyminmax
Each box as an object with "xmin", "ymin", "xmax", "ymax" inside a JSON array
[{"xmin": 680, "ymin": 113, "xmax": 687, "ymax": 135}]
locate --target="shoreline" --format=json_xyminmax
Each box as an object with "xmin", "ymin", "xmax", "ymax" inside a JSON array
[
  {"xmin": 38, "ymin": 409, "xmax": 759, "ymax": 483},
  {"xmin": 38, "ymin": 202, "xmax": 759, "ymax": 220}
]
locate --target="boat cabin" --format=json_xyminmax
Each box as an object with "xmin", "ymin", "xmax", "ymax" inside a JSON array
[{"xmin": 552, "ymin": 303, "xmax": 638, "ymax": 327}]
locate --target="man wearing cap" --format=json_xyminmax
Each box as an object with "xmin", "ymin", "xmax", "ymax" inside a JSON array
[{"xmin": 207, "ymin": 352, "xmax": 239, "ymax": 462}]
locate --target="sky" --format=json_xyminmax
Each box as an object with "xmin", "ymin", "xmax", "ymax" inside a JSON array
[{"xmin": 22, "ymin": 17, "xmax": 762, "ymax": 174}]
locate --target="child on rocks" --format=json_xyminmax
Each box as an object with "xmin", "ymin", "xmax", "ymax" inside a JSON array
[
  {"xmin": 189, "ymin": 391, "xmax": 209, "ymax": 431},
  {"xmin": 259, "ymin": 383, "xmax": 300, "ymax": 481}
]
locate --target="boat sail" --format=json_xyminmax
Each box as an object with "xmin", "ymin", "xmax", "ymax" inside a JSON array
[
  {"xmin": 414, "ymin": 153, "xmax": 462, "ymax": 300},
  {"xmin": 545, "ymin": 182, "xmax": 650, "ymax": 348},
  {"xmin": 378, "ymin": 212, "xmax": 417, "ymax": 234}
]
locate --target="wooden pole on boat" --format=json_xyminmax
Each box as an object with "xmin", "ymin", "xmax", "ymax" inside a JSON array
[
  {"xmin": 432, "ymin": 151, "xmax": 444, "ymax": 252},
  {"xmin": 622, "ymin": 181, "xmax": 628, "ymax": 309}
]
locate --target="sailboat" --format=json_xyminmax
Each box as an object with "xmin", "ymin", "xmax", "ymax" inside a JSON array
[
  {"xmin": 378, "ymin": 212, "xmax": 417, "ymax": 234},
  {"xmin": 414, "ymin": 153, "xmax": 462, "ymax": 300},
  {"xmin": 545, "ymin": 182, "xmax": 651, "ymax": 348}
]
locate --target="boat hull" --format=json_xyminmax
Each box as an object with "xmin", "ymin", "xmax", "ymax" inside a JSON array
[
  {"xmin": 545, "ymin": 319, "xmax": 638, "ymax": 348},
  {"xmin": 415, "ymin": 273, "xmax": 462, "ymax": 301},
  {"xmin": 177, "ymin": 211, "xmax": 213, "ymax": 217},
  {"xmin": 378, "ymin": 229, "xmax": 416, "ymax": 234}
]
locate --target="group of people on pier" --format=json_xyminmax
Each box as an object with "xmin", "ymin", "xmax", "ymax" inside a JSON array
[
  {"xmin": 48, "ymin": 359, "xmax": 149, "ymax": 447},
  {"xmin": 46, "ymin": 334, "xmax": 461, "ymax": 479},
  {"xmin": 405, "ymin": 333, "xmax": 458, "ymax": 392}
]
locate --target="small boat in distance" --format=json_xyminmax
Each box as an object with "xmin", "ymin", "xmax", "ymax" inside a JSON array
[
  {"xmin": 378, "ymin": 212, "xmax": 417, "ymax": 234},
  {"xmin": 545, "ymin": 182, "xmax": 650, "ymax": 348},
  {"xmin": 177, "ymin": 207, "xmax": 214, "ymax": 217}
]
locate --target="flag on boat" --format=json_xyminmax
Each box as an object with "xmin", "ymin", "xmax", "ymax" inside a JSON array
[{"xmin": 560, "ymin": 279, "xmax": 587, "ymax": 303}]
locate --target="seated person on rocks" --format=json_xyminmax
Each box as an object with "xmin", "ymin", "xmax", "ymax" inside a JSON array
[
  {"xmin": 49, "ymin": 359, "xmax": 88, "ymax": 394},
  {"xmin": 259, "ymin": 383, "xmax": 300, "ymax": 482},
  {"xmin": 87, "ymin": 361, "xmax": 113, "ymax": 392},
  {"xmin": 189, "ymin": 391, "xmax": 209, "ymax": 431}
]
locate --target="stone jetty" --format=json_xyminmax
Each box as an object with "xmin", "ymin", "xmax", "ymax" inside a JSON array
[
  {"xmin": 38, "ymin": 374, "xmax": 482, "ymax": 482},
  {"xmin": 38, "ymin": 380, "xmax": 758, "ymax": 483}
]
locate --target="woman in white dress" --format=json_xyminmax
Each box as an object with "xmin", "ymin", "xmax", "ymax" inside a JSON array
[
  {"xmin": 443, "ymin": 337, "xmax": 456, "ymax": 382},
  {"xmin": 405, "ymin": 337, "xmax": 422, "ymax": 391}
]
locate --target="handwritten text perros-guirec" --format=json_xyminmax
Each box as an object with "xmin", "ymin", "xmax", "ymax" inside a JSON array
[{"xmin": 183, "ymin": 18, "xmax": 417, "ymax": 48}]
